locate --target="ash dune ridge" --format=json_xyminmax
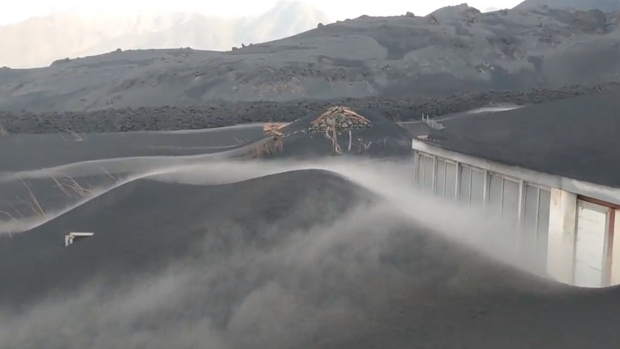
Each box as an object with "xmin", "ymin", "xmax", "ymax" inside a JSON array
[
  {"xmin": 1, "ymin": 155, "xmax": 620, "ymax": 348},
  {"xmin": 0, "ymin": 158, "xmax": 581, "ymax": 349}
]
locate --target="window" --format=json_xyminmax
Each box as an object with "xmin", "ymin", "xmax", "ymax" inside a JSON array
[
  {"xmin": 436, "ymin": 159, "xmax": 446, "ymax": 196},
  {"xmin": 470, "ymin": 169, "xmax": 485, "ymax": 205},
  {"xmin": 459, "ymin": 166, "xmax": 472, "ymax": 203},
  {"xmin": 412, "ymin": 151, "xmax": 551, "ymax": 268},
  {"xmin": 502, "ymin": 178, "xmax": 520, "ymax": 225},
  {"xmin": 416, "ymin": 154, "xmax": 426, "ymax": 183},
  {"xmin": 537, "ymin": 188, "xmax": 551, "ymax": 262},
  {"xmin": 522, "ymin": 184, "xmax": 539, "ymax": 253},
  {"xmin": 415, "ymin": 152, "xmax": 436, "ymax": 191},
  {"xmin": 445, "ymin": 162, "xmax": 457, "ymax": 199},
  {"xmin": 457, "ymin": 166, "xmax": 485, "ymax": 206},
  {"xmin": 488, "ymin": 173, "xmax": 503, "ymax": 214},
  {"xmin": 423, "ymin": 155, "xmax": 434, "ymax": 190},
  {"xmin": 521, "ymin": 184, "xmax": 550, "ymax": 265}
]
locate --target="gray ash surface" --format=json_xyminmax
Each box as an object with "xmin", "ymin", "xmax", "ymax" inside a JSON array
[
  {"xmin": 2, "ymin": 169, "xmax": 620, "ymax": 349},
  {"xmin": 1, "ymin": 82, "xmax": 618, "ymax": 134}
]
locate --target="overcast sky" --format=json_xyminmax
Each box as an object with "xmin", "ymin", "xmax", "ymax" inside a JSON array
[{"xmin": 0, "ymin": 0, "xmax": 524, "ymax": 25}]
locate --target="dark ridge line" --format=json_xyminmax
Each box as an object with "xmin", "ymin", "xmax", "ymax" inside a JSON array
[{"xmin": 1, "ymin": 81, "xmax": 618, "ymax": 134}]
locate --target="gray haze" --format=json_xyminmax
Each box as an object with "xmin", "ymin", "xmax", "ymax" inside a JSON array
[
  {"xmin": 0, "ymin": 158, "xmax": 556, "ymax": 349},
  {"xmin": 0, "ymin": 1, "xmax": 332, "ymax": 68},
  {"xmin": 2, "ymin": 115, "xmax": 620, "ymax": 348}
]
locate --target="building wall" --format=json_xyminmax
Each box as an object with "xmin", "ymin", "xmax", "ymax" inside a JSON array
[
  {"xmin": 412, "ymin": 140, "xmax": 620, "ymax": 288},
  {"xmin": 414, "ymin": 150, "xmax": 620, "ymax": 285},
  {"xmin": 414, "ymin": 151, "xmax": 551, "ymax": 268},
  {"xmin": 612, "ymin": 210, "xmax": 620, "ymax": 285}
]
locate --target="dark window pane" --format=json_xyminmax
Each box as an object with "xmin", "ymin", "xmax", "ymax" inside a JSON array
[
  {"xmin": 423, "ymin": 156, "xmax": 434, "ymax": 190},
  {"xmin": 471, "ymin": 169, "xmax": 485, "ymax": 205},
  {"xmin": 522, "ymin": 184, "xmax": 539, "ymax": 255},
  {"xmin": 436, "ymin": 159, "xmax": 446, "ymax": 196},
  {"xmin": 488, "ymin": 174, "xmax": 503, "ymax": 214},
  {"xmin": 502, "ymin": 179, "xmax": 520, "ymax": 225},
  {"xmin": 459, "ymin": 166, "xmax": 471, "ymax": 203},
  {"xmin": 537, "ymin": 188, "xmax": 551, "ymax": 267},
  {"xmin": 416, "ymin": 154, "xmax": 425, "ymax": 183},
  {"xmin": 445, "ymin": 162, "xmax": 457, "ymax": 199}
]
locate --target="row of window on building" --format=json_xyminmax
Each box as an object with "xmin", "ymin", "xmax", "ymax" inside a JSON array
[{"xmin": 414, "ymin": 151, "xmax": 551, "ymax": 262}]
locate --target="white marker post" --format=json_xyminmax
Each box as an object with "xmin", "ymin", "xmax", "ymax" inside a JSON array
[{"xmin": 64, "ymin": 232, "xmax": 94, "ymax": 247}]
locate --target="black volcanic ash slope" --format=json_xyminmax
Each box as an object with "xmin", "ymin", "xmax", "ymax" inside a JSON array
[
  {"xmin": 1, "ymin": 170, "xmax": 620, "ymax": 348},
  {"xmin": 0, "ymin": 169, "xmax": 375, "ymax": 306},
  {"xmin": 0, "ymin": 173, "xmax": 120, "ymax": 222},
  {"xmin": 244, "ymin": 106, "xmax": 414, "ymax": 159},
  {"xmin": 2, "ymin": 83, "xmax": 620, "ymax": 134}
]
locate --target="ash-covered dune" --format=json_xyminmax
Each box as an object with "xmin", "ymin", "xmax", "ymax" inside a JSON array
[
  {"xmin": 0, "ymin": 173, "xmax": 119, "ymax": 224},
  {"xmin": 2, "ymin": 5, "xmax": 620, "ymax": 112},
  {"xmin": 0, "ymin": 169, "xmax": 374, "ymax": 307},
  {"xmin": 244, "ymin": 106, "xmax": 413, "ymax": 159},
  {"xmin": 423, "ymin": 89, "xmax": 620, "ymax": 186},
  {"xmin": 1, "ymin": 168, "xmax": 619, "ymax": 348},
  {"xmin": 0, "ymin": 125, "xmax": 264, "ymax": 171}
]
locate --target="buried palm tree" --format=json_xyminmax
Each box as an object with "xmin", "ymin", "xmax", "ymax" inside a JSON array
[
  {"xmin": 263, "ymin": 122, "xmax": 288, "ymax": 138},
  {"xmin": 261, "ymin": 106, "xmax": 372, "ymax": 154},
  {"xmin": 310, "ymin": 106, "xmax": 372, "ymax": 154},
  {"xmin": 252, "ymin": 122, "xmax": 287, "ymax": 158},
  {"xmin": 257, "ymin": 106, "xmax": 374, "ymax": 156}
]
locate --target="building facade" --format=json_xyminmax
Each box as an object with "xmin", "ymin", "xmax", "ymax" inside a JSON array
[{"xmin": 412, "ymin": 138, "xmax": 620, "ymax": 288}]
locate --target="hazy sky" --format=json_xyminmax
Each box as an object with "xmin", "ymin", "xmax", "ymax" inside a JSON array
[{"xmin": 0, "ymin": 0, "xmax": 524, "ymax": 25}]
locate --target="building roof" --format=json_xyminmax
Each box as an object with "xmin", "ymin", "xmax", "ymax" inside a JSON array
[{"xmin": 420, "ymin": 90, "xmax": 620, "ymax": 188}]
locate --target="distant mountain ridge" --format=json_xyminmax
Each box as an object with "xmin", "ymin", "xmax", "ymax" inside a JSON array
[
  {"xmin": 1, "ymin": 4, "xmax": 620, "ymax": 112},
  {"xmin": 0, "ymin": 1, "xmax": 333, "ymax": 68},
  {"xmin": 514, "ymin": 0, "xmax": 620, "ymax": 11}
]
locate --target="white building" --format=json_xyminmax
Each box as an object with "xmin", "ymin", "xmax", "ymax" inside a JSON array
[{"xmin": 411, "ymin": 91, "xmax": 620, "ymax": 288}]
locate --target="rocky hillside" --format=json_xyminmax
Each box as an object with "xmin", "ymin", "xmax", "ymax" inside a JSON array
[
  {"xmin": 0, "ymin": 1, "xmax": 332, "ymax": 68},
  {"xmin": 514, "ymin": 0, "xmax": 620, "ymax": 11},
  {"xmin": 1, "ymin": 4, "xmax": 620, "ymax": 112},
  {"xmin": 2, "ymin": 82, "xmax": 619, "ymax": 134}
]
